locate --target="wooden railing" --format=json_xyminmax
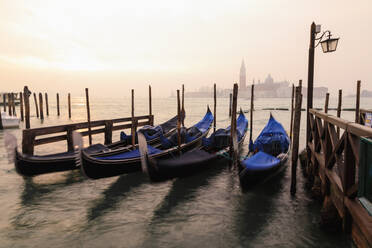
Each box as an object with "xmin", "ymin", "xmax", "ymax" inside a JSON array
[
  {"xmin": 22, "ymin": 115, "xmax": 154, "ymax": 155},
  {"xmin": 307, "ymin": 109, "xmax": 372, "ymax": 247}
]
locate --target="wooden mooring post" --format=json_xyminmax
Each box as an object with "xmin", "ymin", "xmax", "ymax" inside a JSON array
[
  {"xmin": 177, "ymin": 89, "xmax": 181, "ymax": 153},
  {"xmin": 148, "ymin": 85, "xmax": 153, "ymax": 126},
  {"xmin": 45, "ymin": 93, "xmax": 49, "ymax": 116},
  {"xmin": 11, "ymin": 93, "xmax": 16, "ymax": 116},
  {"xmin": 355, "ymin": 80, "xmax": 361, "ymax": 123},
  {"xmin": 24, "ymin": 86, "xmax": 30, "ymax": 129},
  {"xmin": 0, "ymin": 102, "xmax": 3, "ymax": 129},
  {"xmin": 324, "ymin": 93, "xmax": 330, "ymax": 114},
  {"xmin": 32, "ymin": 93, "xmax": 39, "ymax": 118},
  {"xmin": 85, "ymin": 88, "xmax": 92, "ymax": 145},
  {"xmin": 68, "ymin": 93, "xmax": 71, "ymax": 118},
  {"xmin": 290, "ymin": 84, "xmax": 302, "ymax": 195},
  {"xmin": 213, "ymin": 83, "xmax": 217, "ymax": 133},
  {"xmin": 337, "ymin": 89, "xmax": 342, "ymax": 136},
  {"xmin": 56, "ymin": 93, "xmax": 60, "ymax": 116},
  {"xmin": 182, "ymin": 84, "xmax": 185, "ymax": 127},
  {"xmin": 8, "ymin": 93, "xmax": 12, "ymax": 116},
  {"xmin": 229, "ymin": 93, "xmax": 232, "ymax": 117},
  {"xmin": 2, "ymin": 94, "xmax": 6, "ymax": 112},
  {"xmin": 229, "ymin": 83, "xmax": 238, "ymax": 167},
  {"xmin": 249, "ymin": 84, "xmax": 254, "ymax": 144},
  {"xmin": 39, "ymin": 93, "xmax": 44, "ymax": 120},
  {"xmin": 19, "ymin": 92, "xmax": 24, "ymax": 121},
  {"xmin": 290, "ymin": 84, "xmax": 294, "ymax": 141},
  {"xmin": 131, "ymin": 89, "xmax": 136, "ymax": 148}
]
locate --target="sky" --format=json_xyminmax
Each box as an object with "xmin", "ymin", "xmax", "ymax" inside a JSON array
[{"xmin": 0, "ymin": 0, "xmax": 371, "ymax": 97}]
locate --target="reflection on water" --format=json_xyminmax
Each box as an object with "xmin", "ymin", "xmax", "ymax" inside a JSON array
[{"xmin": 0, "ymin": 97, "xmax": 365, "ymax": 247}]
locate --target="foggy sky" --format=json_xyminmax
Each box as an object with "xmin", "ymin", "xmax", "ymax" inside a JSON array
[{"xmin": 0, "ymin": 0, "xmax": 371, "ymax": 97}]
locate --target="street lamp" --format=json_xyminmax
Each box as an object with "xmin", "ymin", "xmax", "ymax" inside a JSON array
[{"xmin": 306, "ymin": 22, "xmax": 339, "ymax": 168}]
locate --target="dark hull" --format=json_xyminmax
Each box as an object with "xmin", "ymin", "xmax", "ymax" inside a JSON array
[
  {"xmin": 81, "ymin": 129, "xmax": 209, "ymax": 179},
  {"xmin": 146, "ymin": 129, "xmax": 247, "ymax": 182},
  {"xmin": 14, "ymin": 116, "xmax": 179, "ymax": 177},
  {"xmin": 238, "ymin": 150, "xmax": 289, "ymax": 189},
  {"xmin": 15, "ymin": 151, "xmax": 77, "ymax": 176}
]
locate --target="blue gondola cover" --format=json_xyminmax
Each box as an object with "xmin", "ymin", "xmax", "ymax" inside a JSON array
[
  {"xmin": 250, "ymin": 115, "xmax": 289, "ymax": 155},
  {"xmin": 241, "ymin": 151, "xmax": 280, "ymax": 171}
]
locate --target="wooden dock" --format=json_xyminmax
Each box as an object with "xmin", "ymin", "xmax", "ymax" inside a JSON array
[{"xmin": 305, "ymin": 107, "xmax": 372, "ymax": 247}]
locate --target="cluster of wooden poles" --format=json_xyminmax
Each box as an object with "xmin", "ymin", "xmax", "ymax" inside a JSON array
[
  {"xmin": 289, "ymin": 80, "xmax": 363, "ymax": 195},
  {"xmin": 0, "ymin": 92, "xmax": 18, "ymax": 129}
]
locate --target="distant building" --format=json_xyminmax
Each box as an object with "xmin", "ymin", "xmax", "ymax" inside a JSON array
[{"xmin": 239, "ymin": 60, "xmax": 246, "ymax": 90}]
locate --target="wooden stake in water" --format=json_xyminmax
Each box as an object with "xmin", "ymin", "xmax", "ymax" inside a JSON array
[
  {"xmin": 45, "ymin": 93, "xmax": 49, "ymax": 116},
  {"xmin": 249, "ymin": 84, "xmax": 254, "ymax": 144},
  {"xmin": 33, "ymin": 93, "xmax": 39, "ymax": 118},
  {"xmin": 337, "ymin": 89, "xmax": 342, "ymax": 137},
  {"xmin": 39, "ymin": 93, "xmax": 44, "ymax": 120},
  {"xmin": 85, "ymin": 88, "xmax": 92, "ymax": 145},
  {"xmin": 213, "ymin": 83, "xmax": 216, "ymax": 133},
  {"xmin": 229, "ymin": 93, "xmax": 232, "ymax": 117},
  {"xmin": 177, "ymin": 90, "xmax": 181, "ymax": 153},
  {"xmin": 131, "ymin": 89, "xmax": 136, "ymax": 148},
  {"xmin": 57, "ymin": 93, "xmax": 60, "ymax": 116},
  {"xmin": 20, "ymin": 92, "xmax": 24, "ymax": 121},
  {"xmin": 11, "ymin": 93, "xmax": 16, "ymax": 116},
  {"xmin": 324, "ymin": 93, "xmax": 330, "ymax": 113},
  {"xmin": 24, "ymin": 86, "xmax": 31, "ymax": 129},
  {"xmin": 181, "ymin": 84, "xmax": 185, "ymax": 127},
  {"xmin": 229, "ymin": 84, "xmax": 238, "ymax": 167},
  {"xmin": 0, "ymin": 101, "xmax": 3, "ymax": 129},
  {"xmin": 149, "ymin": 85, "xmax": 153, "ymax": 125},
  {"xmin": 355, "ymin": 80, "xmax": 361, "ymax": 123},
  {"xmin": 2, "ymin": 94, "xmax": 5, "ymax": 112},
  {"xmin": 8, "ymin": 93, "xmax": 12, "ymax": 116},
  {"xmin": 290, "ymin": 84, "xmax": 294, "ymax": 141},
  {"xmin": 290, "ymin": 85, "xmax": 302, "ymax": 195},
  {"xmin": 68, "ymin": 93, "xmax": 71, "ymax": 118}
]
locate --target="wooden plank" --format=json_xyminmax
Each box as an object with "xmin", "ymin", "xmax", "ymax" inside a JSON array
[
  {"xmin": 291, "ymin": 85, "xmax": 302, "ymax": 195},
  {"xmin": 24, "ymin": 87, "xmax": 31, "ymax": 129},
  {"xmin": 348, "ymin": 123, "xmax": 372, "ymax": 138},
  {"xmin": 45, "ymin": 93, "xmax": 49, "ymax": 116},
  {"xmin": 345, "ymin": 198, "xmax": 372, "ymax": 246},
  {"xmin": 337, "ymin": 89, "xmax": 342, "ymax": 137},
  {"xmin": 56, "ymin": 93, "xmax": 60, "ymax": 116},
  {"xmin": 355, "ymin": 80, "xmax": 361, "ymax": 123},
  {"xmin": 104, "ymin": 120, "xmax": 113, "ymax": 145},
  {"xmin": 324, "ymin": 93, "xmax": 329, "ymax": 113},
  {"xmin": 19, "ymin": 92, "xmax": 24, "ymax": 121},
  {"xmin": 68, "ymin": 93, "xmax": 71, "ymax": 118},
  {"xmin": 290, "ymin": 84, "xmax": 294, "ymax": 141},
  {"xmin": 39, "ymin": 93, "xmax": 44, "ymax": 120},
  {"xmin": 85, "ymin": 88, "xmax": 92, "ymax": 145}
]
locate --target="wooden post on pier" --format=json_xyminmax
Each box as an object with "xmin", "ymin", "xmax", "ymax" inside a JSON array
[
  {"xmin": 56, "ymin": 93, "xmax": 60, "ymax": 116},
  {"xmin": 33, "ymin": 93, "xmax": 39, "ymax": 118},
  {"xmin": 24, "ymin": 86, "xmax": 30, "ymax": 129},
  {"xmin": 229, "ymin": 83, "xmax": 238, "ymax": 167},
  {"xmin": 290, "ymin": 84, "xmax": 295, "ymax": 141},
  {"xmin": 39, "ymin": 93, "xmax": 44, "ymax": 120},
  {"xmin": 11, "ymin": 93, "xmax": 16, "ymax": 116},
  {"xmin": 19, "ymin": 92, "xmax": 24, "ymax": 121},
  {"xmin": 131, "ymin": 89, "xmax": 136, "ymax": 148},
  {"xmin": 2, "ymin": 94, "xmax": 5, "ymax": 112},
  {"xmin": 337, "ymin": 89, "xmax": 342, "ymax": 137},
  {"xmin": 85, "ymin": 88, "xmax": 92, "ymax": 146},
  {"xmin": 177, "ymin": 90, "xmax": 181, "ymax": 153},
  {"xmin": 229, "ymin": 93, "xmax": 232, "ymax": 117},
  {"xmin": 324, "ymin": 93, "xmax": 330, "ymax": 113},
  {"xmin": 68, "ymin": 93, "xmax": 71, "ymax": 118},
  {"xmin": 8, "ymin": 93, "xmax": 12, "ymax": 116},
  {"xmin": 213, "ymin": 83, "xmax": 217, "ymax": 133},
  {"xmin": 355, "ymin": 80, "xmax": 361, "ymax": 124},
  {"xmin": 45, "ymin": 93, "xmax": 49, "ymax": 116},
  {"xmin": 249, "ymin": 84, "xmax": 254, "ymax": 145},
  {"xmin": 182, "ymin": 84, "xmax": 185, "ymax": 127},
  {"xmin": 149, "ymin": 85, "xmax": 153, "ymax": 125},
  {"xmin": 290, "ymin": 85, "xmax": 303, "ymax": 195},
  {"xmin": 0, "ymin": 103, "xmax": 2, "ymax": 129}
]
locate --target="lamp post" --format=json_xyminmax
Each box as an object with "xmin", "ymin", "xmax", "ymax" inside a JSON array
[{"xmin": 306, "ymin": 22, "xmax": 339, "ymax": 167}]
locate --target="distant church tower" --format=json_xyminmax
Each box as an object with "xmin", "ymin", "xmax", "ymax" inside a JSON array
[{"xmin": 239, "ymin": 59, "xmax": 246, "ymax": 90}]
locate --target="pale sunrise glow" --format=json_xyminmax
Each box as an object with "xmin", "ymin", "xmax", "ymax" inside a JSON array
[{"xmin": 0, "ymin": 0, "xmax": 371, "ymax": 96}]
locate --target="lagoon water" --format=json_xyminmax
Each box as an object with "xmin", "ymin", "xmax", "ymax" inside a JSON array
[{"xmin": 1, "ymin": 95, "xmax": 370, "ymax": 247}]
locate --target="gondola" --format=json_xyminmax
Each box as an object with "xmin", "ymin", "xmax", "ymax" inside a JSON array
[
  {"xmin": 238, "ymin": 113, "xmax": 290, "ymax": 188},
  {"xmin": 79, "ymin": 107, "xmax": 214, "ymax": 179},
  {"xmin": 14, "ymin": 114, "xmax": 183, "ymax": 177},
  {"xmin": 139, "ymin": 110, "xmax": 248, "ymax": 182}
]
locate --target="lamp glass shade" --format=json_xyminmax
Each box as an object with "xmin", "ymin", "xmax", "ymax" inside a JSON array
[{"xmin": 320, "ymin": 38, "xmax": 339, "ymax": 53}]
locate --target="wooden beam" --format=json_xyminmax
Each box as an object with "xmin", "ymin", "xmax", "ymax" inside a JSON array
[
  {"xmin": 85, "ymin": 88, "xmax": 92, "ymax": 145},
  {"xmin": 355, "ymin": 80, "xmax": 361, "ymax": 124}
]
